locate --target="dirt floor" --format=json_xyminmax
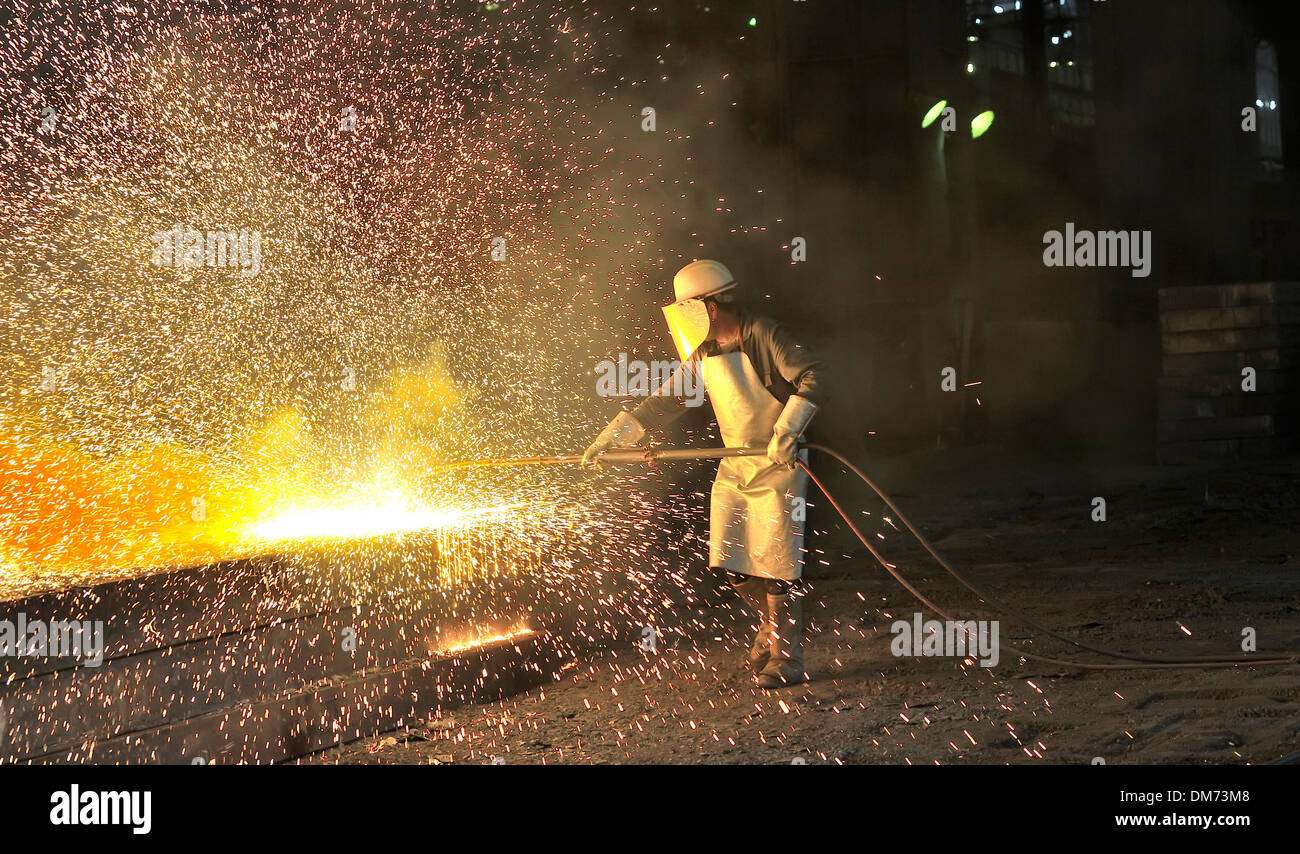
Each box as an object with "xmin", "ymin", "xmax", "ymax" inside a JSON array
[{"xmin": 302, "ymin": 446, "xmax": 1300, "ymax": 765}]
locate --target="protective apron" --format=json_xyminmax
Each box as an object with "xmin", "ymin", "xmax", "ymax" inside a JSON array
[{"xmin": 701, "ymin": 350, "xmax": 809, "ymax": 581}]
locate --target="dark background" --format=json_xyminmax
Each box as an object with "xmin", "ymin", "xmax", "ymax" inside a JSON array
[{"xmin": 596, "ymin": 0, "xmax": 1300, "ymax": 464}]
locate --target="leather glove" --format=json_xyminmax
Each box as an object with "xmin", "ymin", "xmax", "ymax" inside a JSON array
[
  {"xmin": 767, "ymin": 395, "xmax": 818, "ymax": 467},
  {"xmin": 582, "ymin": 411, "xmax": 646, "ymax": 468}
]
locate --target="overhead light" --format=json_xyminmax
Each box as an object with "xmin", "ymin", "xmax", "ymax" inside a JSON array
[
  {"xmin": 971, "ymin": 110, "xmax": 995, "ymax": 139},
  {"xmin": 922, "ymin": 100, "xmax": 948, "ymax": 128}
]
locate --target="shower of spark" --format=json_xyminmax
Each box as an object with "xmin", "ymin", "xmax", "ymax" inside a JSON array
[{"xmin": 0, "ymin": 0, "xmax": 669, "ymax": 599}]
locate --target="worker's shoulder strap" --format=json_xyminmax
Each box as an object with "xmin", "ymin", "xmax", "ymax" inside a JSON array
[{"xmin": 740, "ymin": 313, "xmax": 776, "ymax": 389}]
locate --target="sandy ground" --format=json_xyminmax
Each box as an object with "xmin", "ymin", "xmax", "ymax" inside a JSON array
[{"xmin": 302, "ymin": 447, "xmax": 1300, "ymax": 765}]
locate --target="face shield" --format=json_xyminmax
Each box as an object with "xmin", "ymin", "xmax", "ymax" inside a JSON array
[{"xmin": 662, "ymin": 297, "xmax": 711, "ymax": 362}]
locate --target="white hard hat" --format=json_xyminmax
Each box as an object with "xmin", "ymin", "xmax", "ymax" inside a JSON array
[
  {"xmin": 671, "ymin": 259, "xmax": 737, "ymax": 304},
  {"xmin": 663, "ymin": 260, "xmax": 736, "ymax": 362}
]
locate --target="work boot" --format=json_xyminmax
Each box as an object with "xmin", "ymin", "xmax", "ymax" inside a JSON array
[
  {"xmin": 729, "ymin": 575, "xmax": 771, "ymax": 673},
  {"xmin": 757, "ymin": 588, "xmax": 806, "ymax": 689}
]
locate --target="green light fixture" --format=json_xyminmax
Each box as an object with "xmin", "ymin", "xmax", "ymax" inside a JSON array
[
  {"xmin": 971, "ymin": 110, "xmax": 995, "ymax": 138},
  {"xmin": 921, "ymin": 100, "xmax": 948, "ymax": 128}
]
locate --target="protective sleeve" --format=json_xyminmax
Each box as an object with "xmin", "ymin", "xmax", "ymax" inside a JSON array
[{"xmin": 747, "ymin": 316, "xmax": 830, "ymax": 408}]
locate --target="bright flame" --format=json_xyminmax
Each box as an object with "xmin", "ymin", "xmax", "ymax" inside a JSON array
[
  {"xmin": 441, "ymin": 626, "xmax": 535, "ymax": 654},
  {"xmin": 243, "ymin": 491, "xmax": 525, "ymax": 544}
]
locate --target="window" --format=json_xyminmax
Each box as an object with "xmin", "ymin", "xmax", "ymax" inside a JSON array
[
  {"xmin": 1255, "ymin": 41, "xmax": 1283, "ymax": 175},
  {"xmin": 965, "ymin": 0, "xmax": 1094, "ymax": 130}
]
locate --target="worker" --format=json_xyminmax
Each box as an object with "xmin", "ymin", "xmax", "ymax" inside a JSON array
[{"xmin": 583, "ymin": 260, "xmax": 829, "ymax": 688}]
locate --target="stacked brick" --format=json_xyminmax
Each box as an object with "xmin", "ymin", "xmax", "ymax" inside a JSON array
[{"xmin": 1157, "ymin": 282, "xmax": 1299, "ymax": 464}]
